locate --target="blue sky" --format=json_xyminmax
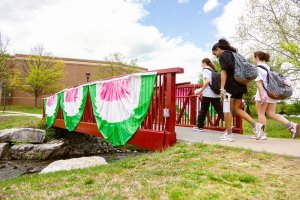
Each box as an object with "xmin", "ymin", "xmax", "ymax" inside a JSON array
[
  {"xmin": 0, "ymin": 0, "xmax": 245, "ymax": 83},
  {"xmin": 142, "ymin": 0, "xmax": 228, "ymax": 50}
]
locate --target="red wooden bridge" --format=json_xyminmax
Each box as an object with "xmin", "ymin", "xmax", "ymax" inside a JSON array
[{"xmin": 42, "ymin": 68, "xmax": 242, "ymax": 151}]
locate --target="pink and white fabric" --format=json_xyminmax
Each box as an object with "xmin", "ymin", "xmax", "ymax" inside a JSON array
[
  {"xmin": 95, "ymin": 75, "xmax": 141, "ymax": 123},
  {"xmin": 63, "ymin": 86, "xmax": 84, "ymax": 116},
  {"xmin": 45, "ymin": 94, "xmax": 58, "ymax": 117}
]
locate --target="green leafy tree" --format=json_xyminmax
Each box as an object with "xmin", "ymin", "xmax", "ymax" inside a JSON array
[
  {"xmin": 13, "ymin": 45, "xmax": 64, "ymax": 107},
  {"xmin": 235, "ymin": 0, "xmax": 300, "ymax": 77},
  {"xmin": 96, "ymin": 52, "xmax": 144, "ymax": 80},
  {"xmin": 0, "ymin": 33, "xmax": 14, "ymax": 106}
]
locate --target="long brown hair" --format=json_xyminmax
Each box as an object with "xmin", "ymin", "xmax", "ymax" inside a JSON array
[{"xmin": 202, "ymin": 58, "xmax": 215, "ymax": 70}]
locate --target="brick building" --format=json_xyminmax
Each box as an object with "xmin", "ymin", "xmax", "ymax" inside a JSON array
[{"xmin": 3, "ymin": 54, "xmax": 147, "ymax": 106}]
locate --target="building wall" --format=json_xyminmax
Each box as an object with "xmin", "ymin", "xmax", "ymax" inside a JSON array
[{"xmin": 8, "ymin": 54, "xmax": 147, "ymax": 106}]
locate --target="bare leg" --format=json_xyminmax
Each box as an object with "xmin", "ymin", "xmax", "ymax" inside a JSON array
[
  {"xmin": 256, "ymin": 101, "xmax": 268, "ymax": 126},
  {"xmin": 266, "ymin": 103, "xmax": 289, "ymax": 125},
  {"xmin": 233, "ymin": 99, "xmax": 255, "ymax": 127},
  {"xmin": 223, "ymin": 99, "xmax": 234, "ymax": 133}
]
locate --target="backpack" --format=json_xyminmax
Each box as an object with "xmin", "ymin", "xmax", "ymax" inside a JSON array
[
  {"xmin": 225, "ymin": 50, "xmax": 258, "ymax": 85},
  {"xmin": 258, "ymin": 65, "xmax": 293, "ymax": 100},
  {"xmin": 204, "ymin": 68, "xmax": 221, "ymax": 95}
]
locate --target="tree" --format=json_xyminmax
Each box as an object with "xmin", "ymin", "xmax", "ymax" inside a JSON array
[
  {"xmin": 235, "ymin": 0, "xmax": 300, "ymax": 77},
  {"xmin": 0, "ymin": 33, "xmax": 14, "ymax": 106},
  {"xmin": 95, "ymin": 52, "xmax": 144, "ymax": 80},
  {"xmin": 13, "ymin": 45, "xmax": 64, "ymax": 107}
]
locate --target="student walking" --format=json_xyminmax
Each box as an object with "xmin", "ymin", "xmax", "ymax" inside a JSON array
[
  {"xmin": 253, "ymin": 51, "xmax": 299, "ymax": 139},
  {"xmin": 211, "ymin": 39, "xmax": 263, "ymax": 141},
  {"xmin": 193, "ymin": 58, "xmax": 224, "ymax": 131}
]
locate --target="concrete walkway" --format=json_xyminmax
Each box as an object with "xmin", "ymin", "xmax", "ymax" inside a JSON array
[
  {"xmin": 0, "ymin": 111, "xmax": 42, "ymax": 118},
  {"xmin": 176, "ymin": 126, "xmax": 300, "ymax": 158}
]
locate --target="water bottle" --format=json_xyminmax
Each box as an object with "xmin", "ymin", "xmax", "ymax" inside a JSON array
[{"xmin": 223, "ymin": 92, "xmax": 231, "ymax": 113}]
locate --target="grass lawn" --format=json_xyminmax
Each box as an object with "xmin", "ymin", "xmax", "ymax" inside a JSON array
[
  {"xmin": 0, "ymin": 106, "xmax": 42, "ymax": 114},
  {"xmin": 0, "ymin": 116, "xmax": 41, "ymax": 130},
  {"xmin": 243, "ymin": 116, "xmax": 300, "ymax": 139},
  {"xmin": 1, "ymin": 143, "xmax": 300, "ymax": 199}
]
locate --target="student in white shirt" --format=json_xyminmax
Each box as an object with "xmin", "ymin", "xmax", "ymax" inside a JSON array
[
  {"xmin": 253, "ymin": 51, "xmax": 299, "ymax": 139},
  {"xmin": 193, "ymin": 58, "xmax": 224, "ymax": 132}
]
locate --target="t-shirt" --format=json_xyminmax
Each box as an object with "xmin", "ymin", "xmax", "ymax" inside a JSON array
[
  {"xmin": 255, "ymin": 63, "xmax": 270, "ymax": 88},
  {"xmin": 219, "ymin": 51, "xmax": 247, "ymax": 95},
  {"xmin": 254, "ymin": 63, "xmax": 278, "ymax": 103},
  {"xmin": 202, "ymin": 68, "xmax": 221, "ymax": 98}
]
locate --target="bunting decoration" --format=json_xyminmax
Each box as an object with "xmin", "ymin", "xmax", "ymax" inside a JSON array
[
  {"xmin": 60, "ymin": 85, "xmax": 88, "ymax": 131},
  {"xmin": 89, "ymin": 72, "xmax": 157, "ymax": 146},
  {"xmin": 44, "ymin": 93, "xmax": 60, "ymax": 127}
]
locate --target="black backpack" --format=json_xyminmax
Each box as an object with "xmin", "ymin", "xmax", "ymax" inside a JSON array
[
  {"xmin": 257, "ymin": 65, "xmax": 293, "ymax": 100},
  {"xmin": 204, "ymin": 68, "xmax": 221, "ymax": 95}
]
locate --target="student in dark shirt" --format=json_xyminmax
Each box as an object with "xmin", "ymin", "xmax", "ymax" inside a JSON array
[{"xmin": 211, "ymin": 39, "xmax": 263, "ymax": 141}]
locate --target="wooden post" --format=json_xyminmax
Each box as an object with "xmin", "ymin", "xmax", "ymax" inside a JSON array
[
  {"xmin": 190, "ymin": 87, "xmax": 196, "ymax": 126},
  {"xmin": 164, "ymin": 73, "xmax": 176, "ymax": 147}
]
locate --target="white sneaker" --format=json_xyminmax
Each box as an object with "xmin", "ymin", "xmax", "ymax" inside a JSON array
[
  {"xmin": 250, "ymin": 132, "xmax": 267, "ymax": 140},
  {"xmin": 254, "ymin": 123, "xmax": 264, "ymax": 140},
  {"xmin": 219, "ymin": 132, "xmax": 234, "ymax": 142},
  {"xmin": 193, "ymin": 127, "xmax": 204, "ymax": 132},
  {"xmin": 260, "ymin": 133, "xmax": 267, "ymax": 140},
  {"xmin": 250, "ymin": 135, "xmax": 256, "ymax": 139}
]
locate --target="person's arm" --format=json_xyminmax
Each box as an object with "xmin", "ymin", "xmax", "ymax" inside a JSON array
[
  {"xmin": 198, "ymin": 78, "xmax": 210, "ymax": 95},
  {"xmin": 256, "ymin": 80, "xmax": 267, "ymax": 104},
  {"xmin": 220, "ymin": 69, "xmax": 227, "ymax": 100}
]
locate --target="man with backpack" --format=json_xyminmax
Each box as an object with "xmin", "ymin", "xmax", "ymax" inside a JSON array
[{"xmin": 193, "ymin": 58, "xmax": 224, "ymax": 132}]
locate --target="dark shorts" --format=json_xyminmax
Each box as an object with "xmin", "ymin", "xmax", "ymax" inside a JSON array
[{"xmin": 230, "ymin": 92, "xmax": 243, "ymax": 99}]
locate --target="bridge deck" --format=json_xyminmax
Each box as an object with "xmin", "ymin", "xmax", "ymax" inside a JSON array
[{"xmin": 176, "ymin": 126, "xmax": 300, "ymax": 158}]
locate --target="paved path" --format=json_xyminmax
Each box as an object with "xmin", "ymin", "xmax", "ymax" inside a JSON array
[
  {"xmin": 176, "ymin": 126, "xmax": 300, "ymax": 158},
  {"xmin": 0, "ymin": 111, "xmax": 42, "ymax": 118}
]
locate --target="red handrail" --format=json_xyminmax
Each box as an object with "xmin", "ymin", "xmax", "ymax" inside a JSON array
[
  {"xmin": 43, "ymin": 67, "xmax": 184, "ymax": 150},
  {"xmin": 175, "ymin": 83, "xmax": 243, "ymax": 134}
]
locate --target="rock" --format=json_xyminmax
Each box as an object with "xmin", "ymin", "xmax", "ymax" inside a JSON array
[
  {"xmin": 9, "ymin": 142, "xmax": 64, "ymax": 160},
  {"xmin": 40, "ymin": 156, "xmax": 108, "ymax": 173},
  {"xmin": 0, "ymin": 143, "xmax": 10, "ymax": 159},
  {"xmin": 0, "ymin": 128, "xmax": 45, "ymax": 144},
  {"xmin": 0, "ymin": 129, "xmax": 12, "ymax": 142}
]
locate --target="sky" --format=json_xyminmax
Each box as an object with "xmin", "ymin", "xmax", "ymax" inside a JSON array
[{"xmin": 0, "ymin": 0, "xmax": 247, "ymax": 83}]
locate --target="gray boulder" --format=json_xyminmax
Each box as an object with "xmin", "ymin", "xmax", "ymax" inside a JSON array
[
  {"xmin": 0, "ymin": 143, "xmax": 9, "ymax": 159},
  {"xmin": 0, "ymin": 128, "xmax": 45, "ymax": 144},
  {"xmin": 40, "ymin": 156, "xmax": 108, "ymax": 173},
  {"xmin": 9, "ymin": 142, "xmax": 64, "ymax": 160}
]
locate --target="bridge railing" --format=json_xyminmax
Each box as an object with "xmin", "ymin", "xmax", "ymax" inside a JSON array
[
  {"xmin": 175, "ymin": 83, "xmax": 243, "ymax": 134},
  {"xmin": 43, "ymin": 67, "xmax": 184, "ymax": 150}
]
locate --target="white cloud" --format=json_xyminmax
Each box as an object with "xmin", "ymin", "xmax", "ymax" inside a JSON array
[
  {"xmin": 1, "ymin": 0, "xmax": 208, "ymax": 83},
  {"xmin": 203, "ymin": 0, "xmax": 220, "ymax": 13},
  {"xmin": 213, "ymin": 0, "xmax": 247, "ymax": 38},
  {"xmin": 177, "ymin": 0, "xmax": 190, "ymax": 4}
]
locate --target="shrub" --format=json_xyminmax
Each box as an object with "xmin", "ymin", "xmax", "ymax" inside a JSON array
[{"xmin": 35, "ymin": 120, "xmax": 62, "ymax": 141}]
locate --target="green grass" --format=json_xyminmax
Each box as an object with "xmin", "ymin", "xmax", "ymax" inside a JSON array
[
  {"xmin": 0, "ymin": 105, "xmax": 42, "ymax": 114},
  {"xmin": 1, "ymin": 143, "xmax": 300, "ymax": 199},
  {"xmin": 0, "ymin": 116, "xmax": 41, "ymax": 130},
  {"xmin": 243, "ymin": 116, "xmax": 300, "ymax": 139}
]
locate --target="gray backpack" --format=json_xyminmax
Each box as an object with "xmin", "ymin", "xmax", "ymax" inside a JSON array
[
  {"xmin": 226, "ymin": 50, "xmax": 258, "ymax": 85},
  {"xmin": 258, "ymin": 65, "xmax": 293, "ymax": 100}
]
